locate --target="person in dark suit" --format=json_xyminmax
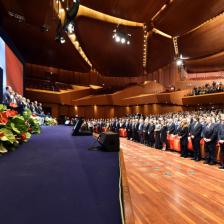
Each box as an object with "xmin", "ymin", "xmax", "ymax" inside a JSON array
[
  {"xmin": 125, "ymin": 119, "xmax": 132, "ymax": 140},
  {"xmin": 179, "ymin": 119, "xmax": 189, "ymax": 158},
  {"xmin": 3, "ymin": 86, "xmax": 12, "ymax": 105},
  {"xmin": 190, "ymin": 116, "xmax": 202, "ymax": 161},
  {"xmin": 143, "ymin": 119, "xmax": 149, "ymax": 145},
  {"xmin": 218, "ymin": 115, "xmax": 224, "ymax": 169},
  {"xmin": 131, "ymin": 120, "xmax": 136, "ymax": 141},
  {"xmin": 202, "ymin": 117, "xmax": 217, "ymax": 165},
  {"xmin": 30, "ymin": 102, "xmax": 36, "ymax": 114},
  {"xmin": 167, "ymin": 119, "xmax": 175, "ymax": 135},
  {"xmin": 134, "ymin": 119, "xmax": 139, "ymax": 142},
  {"xmin": 114, "ymin": 119, "xmax": 120, "ymax": 133},
  {"xmin": 138, "ymin": 118, "xmax": 144, "ymax": 144},
  {"xmin": 155, "ymin": 120, "xmax": 162, "ymax": 149},
  {"xmin": 160, "ymin": 120, "xmax": 167, "ymax": 150},
  {"xmin": 148, "ymin": 120, "xmax": 155, "ymax": 147}
]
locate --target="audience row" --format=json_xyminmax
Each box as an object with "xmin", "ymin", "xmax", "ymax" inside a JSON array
[
  {"xmin": 83, "ymin": 110, "xmax": 224, "ymax": 169},
  {"xmin": 2, "ymin": 86, "xmax": 50, "ymax": 120},
  {"xmin": 189, "ymin": 81, "xmax": 224, "ymax": 96}
]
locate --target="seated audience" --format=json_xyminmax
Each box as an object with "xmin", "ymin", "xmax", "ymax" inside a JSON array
[
  {"xmin": 189, "ymin": 81, "xmax": 224, "ymax": 96},
  {"xmin": 1, "ymin": 85, "xmax": 53, "ymax": 125}
]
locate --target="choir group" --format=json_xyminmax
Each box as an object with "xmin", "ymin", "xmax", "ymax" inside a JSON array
[{"xmin": 84, "ymin": 110, "xmax": 224, "ymax": 169}]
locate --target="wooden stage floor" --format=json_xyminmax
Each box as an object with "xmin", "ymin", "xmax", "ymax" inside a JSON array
[{"xmin": 120, "ymin": 138, "xmax": 224, "ymax": 224}]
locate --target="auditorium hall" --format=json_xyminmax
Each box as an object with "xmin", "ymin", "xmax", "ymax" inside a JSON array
[{"xmin": 0, "ymin": 1, "xmax": 224, "ymax": 224}]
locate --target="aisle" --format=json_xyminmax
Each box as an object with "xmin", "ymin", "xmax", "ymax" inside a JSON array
[
  {"xmin": 0, "ymin": 126, "xmax": 121, "ymax": 224},
  {"xmin": 121, "ymin": 138, "xmax": 224, "ymax": 224}
]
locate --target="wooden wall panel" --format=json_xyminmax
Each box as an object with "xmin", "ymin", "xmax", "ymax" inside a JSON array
[
  {"xmin": 26, "ymin": 63, "xmax": 181, "ymax": 91},
  {"xmin": 42, "ymin": 102, "xmax": 196, "ymax": 119},
  {"xmin": 183, "ymin": 92, "xmax": 224, "ymax": 106},
  {"xmin": 176, "ymin": 79, "xmax": 224, "ymax": 90}
]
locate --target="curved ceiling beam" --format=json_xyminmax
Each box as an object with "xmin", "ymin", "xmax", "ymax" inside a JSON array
[
  {"xmin": 77, "ymin": 5, "xmax": 143, "ymax": 27},
  {"xmin": 77, "ymin": 5, "xmax": 144, "ymax": 27},
  {"xmin": 54, "ymin": 1, "xmax": 92, "ymax": 67},
  {"xmin": 181, "ymin": 10, "xmax": 224, "ymax": 37}
]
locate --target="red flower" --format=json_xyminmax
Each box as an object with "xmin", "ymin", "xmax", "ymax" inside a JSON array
[
  {"xmin": 8, "ymin": 110, "xmax": 18, "ymax": 117},
  {"xmin": 5, "ymin": 110, "xmax": 18, "ymax": 118},
  {"xmin": 0, "ymin": 112, "xmax": 8, "ymax": 125},
  {"xmin": 9, "ymin": 103, "xmax": 17, "ymax": 108},
  {"xmin": 21, "ymin": 133, "xmax": 27, "ymax": 141}
]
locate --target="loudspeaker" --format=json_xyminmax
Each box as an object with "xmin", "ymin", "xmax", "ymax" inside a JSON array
[{"xmin": 98, "ymin": 132, "xmax": 120, "ymax": 152}]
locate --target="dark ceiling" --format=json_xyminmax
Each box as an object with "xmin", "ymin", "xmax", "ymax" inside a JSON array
[{"xmin": 0, "ymin": 0, "xmax": 224, "ymax": 76}]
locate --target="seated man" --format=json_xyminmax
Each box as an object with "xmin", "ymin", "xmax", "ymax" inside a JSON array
[{"xmin": 3, "ymin": 86, "xmax": 12, "ymax": 105}]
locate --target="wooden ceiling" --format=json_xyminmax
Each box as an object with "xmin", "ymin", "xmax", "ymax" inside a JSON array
[{"xmin": 0, "ymin": 0, "xmax": 224, "ymax": 76}]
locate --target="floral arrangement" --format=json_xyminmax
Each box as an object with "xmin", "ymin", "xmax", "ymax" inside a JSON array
[
  {"xmin": 0, "ymin": 105, "xmax": 41, "ymax": 154},
  {"xmin": 44, "ymin": 117, "xmax": 58, "ymax": 126}
]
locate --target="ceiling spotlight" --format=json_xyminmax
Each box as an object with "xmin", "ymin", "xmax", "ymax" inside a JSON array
[
  {"xmin": 176, "ymin": 58, "xmax": 183, "ymax": 66},
  {"xmin": 66, "ymin": 22, "xmax": 75, "ymax": 34},
  {"xmin": 115, "ymin": 36, "xmax": 121, "ymax": 42},
  {"xmin": 112, "ymin": 28, "xmax": 131, "ymax": 45},
  {"xmin": 121, "ymin": 38, "xmax": 126, "ymax": 44},
  {"xmin": 60, "ymin": 37, "xmax": 66, "ymax": 44},
  {"xmin": 112, "ymin": 33, "xmax": 117, "ymax": 39}
]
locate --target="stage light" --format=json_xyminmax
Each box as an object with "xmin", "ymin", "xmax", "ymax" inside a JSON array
[
  {"xmin": 121, "ymin": 38, "xmax": 126, "ymax": 44},
  {"xmin": 115, "ymin": 36, "xmax": 121, "ymax": 42},
  {"xmin": 176, "ymin": 58, "xmax": 183, "ymax": 66},
  {"xmin": 60, "ymin": 37, "xmax": 66, "ymax": 44},
  {"xmin": 112, "ymin": 33, "xmax": 117, "ymax": 39},
  {"xmin": 112, "ymin": 28, "xmax": 131, "ymax": 45},
  {"xmin": 66, "ymin": 22, "xmax": 75, "ymax": 34}
]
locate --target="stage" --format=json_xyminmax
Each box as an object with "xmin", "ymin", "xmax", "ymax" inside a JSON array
[
  {"xmin": 0, "ymin": 126, "xmax": 122, "ymax": 224},
  {"xmin": 121, "ymin": 138, "xmax": 224, "ymax": 224}
]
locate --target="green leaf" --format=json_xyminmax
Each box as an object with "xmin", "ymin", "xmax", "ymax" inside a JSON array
[
  {"xmin": 0, "ymin": 128, "xmax": 16, "ymax": 144},
  {"xmin": 11, "ymin": 116, "xmax": 29, "ymax": 133},
  {"xmin": 0, "ymin": 104, "xmax": 7, "ymax": 112},
  {"xmin": 10, "ymin": 122, "xmax": 21, "ymax": 134},
  {"xmin": 23, "ymin": 109, "xmax": 32, "ymax": 120},
  {"xmin": 1, "ymin": 136, "xmax": 8, "ymax": 141},
  {"xmin": 26, "ymin": 132, "xmax": 31, "ymax": 139},
  {"xmin": 0, "ymin": 143, "xmax": 8, "ymax": 153}
]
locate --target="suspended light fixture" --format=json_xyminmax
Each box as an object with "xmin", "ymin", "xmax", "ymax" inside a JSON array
[
  {"xmin": 112, "ymin": 28, "xmax": 131, "ymax": 45},
  {"xmin": 121, "ymin": 38, "xmax": 126, "ymax": 44}
]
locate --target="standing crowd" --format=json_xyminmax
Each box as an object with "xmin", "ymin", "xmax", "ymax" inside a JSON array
[{"xmin": 84, "ymin": 110, "xmax": 224, "ymax": 170}]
